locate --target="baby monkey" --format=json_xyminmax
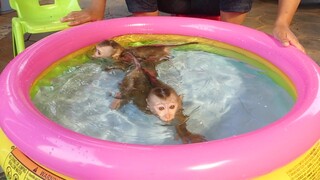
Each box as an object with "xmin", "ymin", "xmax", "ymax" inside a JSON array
[
  {"xmin": 110, "ymin": 53, "xmax": 206, "ymax": 144},
  {"xmin": 92, "ymin": 39, "xmax": 198, "ymax": 65}
]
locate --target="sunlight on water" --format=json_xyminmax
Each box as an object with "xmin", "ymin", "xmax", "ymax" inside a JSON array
[{"xmin": 32, "ymin": 50, "xmax": 294, "ymax": 145}]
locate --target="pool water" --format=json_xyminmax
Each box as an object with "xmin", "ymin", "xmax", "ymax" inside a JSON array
[{"xmin": 32, "ymin": 49, "xmax": 294, "ymax": 145}]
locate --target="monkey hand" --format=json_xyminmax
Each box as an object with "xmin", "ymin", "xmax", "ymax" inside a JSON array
[
  {"xmin": 105, "ymin": 66, "xmax": 121, "ymax": 71},
  {"xmin": 104, "ymin": 66, "xmax": 115, "ymax": 71},
  {"xmin": 105, "ymin": 64, "xmax": 128, "ymax": 72},
  {"xmin": 109, "ymin": 93, "xmax": 123, "ymax": 110},
  {"xmin": 180, "ymin": 133, "xmax": 206, "ymax": 144},
  {"xmin": 110, "ymin": 99, "xmax": 121, "ymax": 110}
]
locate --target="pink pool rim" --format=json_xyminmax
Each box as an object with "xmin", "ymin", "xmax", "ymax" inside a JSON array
[{"xmin": 0, "ymin": 17, "xmax": 320, "ymax": 179}]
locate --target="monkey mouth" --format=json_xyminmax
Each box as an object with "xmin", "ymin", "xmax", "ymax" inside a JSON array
[
  {"xmin": 158, "ymin": 119, "xmax": 179, "ymax": 126},
  {"xmin": 160, "ymin": 117, "xmax": 175, "ymax": 123}
]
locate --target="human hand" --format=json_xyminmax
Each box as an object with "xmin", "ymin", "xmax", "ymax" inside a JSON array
[
  {"xmin": 61, "ymin": 9, "xmax": 104, "ymax": 26},
  {"xmin": 272, "ymin": 25, "xmax": 306, "ymax": 53}
]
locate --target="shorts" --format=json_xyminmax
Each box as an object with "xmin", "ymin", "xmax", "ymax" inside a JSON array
[
  {"xmin": 125, "ymin": 0, "xmax": 158, "ymax": 13},
  {"xmin": 125, "ymin": 0, "xmax": 253, "ymax": 14},
  {"xmin": 220, "ymin": 0, "xmax": 253, "ymax": 13}
]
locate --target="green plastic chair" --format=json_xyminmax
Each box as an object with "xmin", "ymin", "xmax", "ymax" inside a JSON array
[{"xmin": 9, "ymin": 0, "xmax": 81, "ymax": 56}]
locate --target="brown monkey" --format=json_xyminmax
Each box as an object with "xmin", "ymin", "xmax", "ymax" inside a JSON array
[
  {"xmin": 110, "ymin": 53, "xmax": 206, "ymax": 143},
  {"xmin": 92, "ymin": 39, "xmax": 198, "ymax": 63},
  {"xmin": 93, "ymin": 40, "xmax": 198, "ymax": 74}
]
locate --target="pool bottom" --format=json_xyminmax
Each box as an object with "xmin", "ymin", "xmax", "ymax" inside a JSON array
[{"xmin": 30, "ymin": 34, "xmax": 295, "ymax": 145}]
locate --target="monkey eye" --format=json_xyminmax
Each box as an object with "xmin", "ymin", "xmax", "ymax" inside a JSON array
[
  {"xmin": 169, "ymin": 105, "xmax": 175, "ymax": 109},
  {"xmin": 158, "ymin": 107, "xmax": 165, "ymax": 111}
]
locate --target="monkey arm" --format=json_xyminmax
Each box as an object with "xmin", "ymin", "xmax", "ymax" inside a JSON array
[
  {"xmin": 104, "ymin": 62, "xmax": 130, "ymax": 71},
  {"xmin": 175, "ymin": 113, "xmax": 206, "ymax": 144},
  {"xmin": 175, "ymin": 123, "xmax": 207, "ymax": 144}
]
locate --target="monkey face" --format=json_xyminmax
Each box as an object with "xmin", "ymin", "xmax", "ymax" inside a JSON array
[
  {"xmin": 92, "ymin": 45, "xmax": 115, "ymax": 59},
  {"xmin": 147, "ymin": 94, "xmax": 180, "ymax": 122}
]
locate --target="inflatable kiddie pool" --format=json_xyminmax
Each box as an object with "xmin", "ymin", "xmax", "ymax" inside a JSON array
[{"xmin": 0, "ymin": 17, "xmax": 320, "ymax": 179}]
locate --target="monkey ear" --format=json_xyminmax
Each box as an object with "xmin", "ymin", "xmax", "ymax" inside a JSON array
[
  {"xmin": 110, "ymin": 40, "xmax": 118, "ymax": 47},
  {"xmin": 178, "ymin": 95, "xmax": 184, "ymax": 101},
  {"xmin": 146, "ymin": 99, "xmax": 150, "ymax": 110}
]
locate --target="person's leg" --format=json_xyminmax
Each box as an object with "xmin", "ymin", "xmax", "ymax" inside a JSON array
[
  {"xmin": 220, "ymin": 0, "xmax": 253, "ymax": 24},
  {"xmin": 125, "ymin": 0, "xmax": 159, "ymax": 16},
  {"xmin": 220, "ymin": 12, "xmax": 247, "ymax": 24},
  {"xmin": 133, "ymin": 11, "xmax": 159, "ymax": 16}
]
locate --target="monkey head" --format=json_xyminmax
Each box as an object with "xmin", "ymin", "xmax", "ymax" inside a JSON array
[
  {"xmin": 146, "ymin": 87, "xmax": 182, "ymax": 122},
  {"xmin": 92, "ymin": 40, "xmax": 124, "ymax": 59},
  {"xmin": 92, "ymin": 44, "xmax": 115, "ymax": 59}
]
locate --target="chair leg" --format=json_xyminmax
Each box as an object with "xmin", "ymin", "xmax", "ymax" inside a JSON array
[
  {"xmin": 12, "ymin": 18, "xmax": 26, "ymax": 56},
  {"xmin": 11, "ymin": 27, "xmax": 17, "ymax": 57}
]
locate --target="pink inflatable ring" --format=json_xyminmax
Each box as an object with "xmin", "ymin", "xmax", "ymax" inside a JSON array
[{"xmin": 0, "ymin": 17, "xmax": 320, "ymax": 179}]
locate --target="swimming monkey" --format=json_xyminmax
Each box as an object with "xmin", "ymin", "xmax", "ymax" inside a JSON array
[
  {"xmin": 92, "ymin": 39, "xmax": 198, "ymax": 65},
  {"xmin": 110, "ymin": 53, "xmax": 206, "ymax": 143}
]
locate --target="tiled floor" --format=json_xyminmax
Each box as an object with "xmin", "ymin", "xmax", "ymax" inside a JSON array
[{"xmin": 0, "ymin": 0, "xmax": 319, "ymax": 178}]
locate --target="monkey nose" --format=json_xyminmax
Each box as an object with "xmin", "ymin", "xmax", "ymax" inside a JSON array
[{"xmin": 163, "ymin": 114, "xmax": 173, "ymax": 122}]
